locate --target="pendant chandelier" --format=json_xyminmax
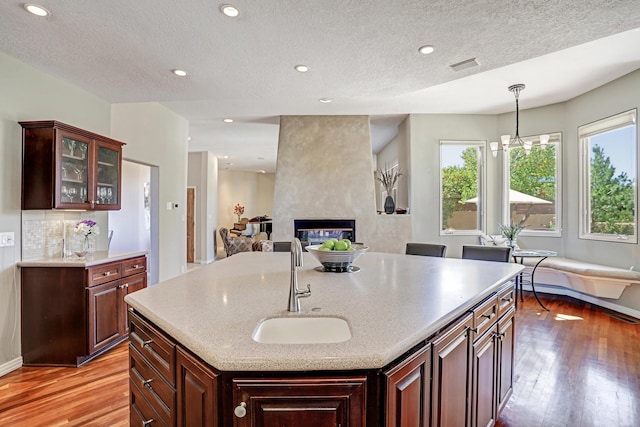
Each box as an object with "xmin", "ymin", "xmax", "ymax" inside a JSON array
[{"xmin": 490, "ymin": 83, "xmax": 549, "ymax": 157}]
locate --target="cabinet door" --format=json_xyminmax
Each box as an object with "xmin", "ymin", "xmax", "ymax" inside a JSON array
[
  {"xmin": 57, "ymin": 131, "xmax": 92, "ymax": 209},
  {"xmin": 471, "ymin": 326, "xmax": 498, "ymax": 427},
  {"xmin": 232, "ymin": 376, "xmax": 367, "ymax": 427},
  {"xmin": 432, "ymin": 312, "xmax": 473, "ymax": 427},
  {"xmin": 87, "ymin": 279, "xmax": 124, "ymax": 354},
  {"xmin": 121, "ymin": 272, "xmax": 147, "ymax": 335},
  {"xmin": 496, "ymin": 308, "xmax": 515, "ymax": 412},
  {"xmin": 93, "ymin": 140, "xmax": 121, "ymax": 210},
  {"xmin": 385, "ymin": 344, "xmax": 431, "ymax": 427},
  {"xmin": 176, "ymin": 347, "xmax": 218, "ymax": 427}
]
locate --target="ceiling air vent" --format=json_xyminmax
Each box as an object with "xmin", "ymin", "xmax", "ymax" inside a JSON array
[{"xmin": 450, "ymin": 58, "xmax": 479, "ymax": 72}]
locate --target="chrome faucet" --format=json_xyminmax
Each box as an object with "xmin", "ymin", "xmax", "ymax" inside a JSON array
[{"xmin": 288, "ymin": 238, "xmax": 311, "ymax": 312}]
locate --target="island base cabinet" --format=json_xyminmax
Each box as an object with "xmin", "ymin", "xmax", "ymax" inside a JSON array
[
  {"xmin": 496, "ymin": 308, "xmax": 516, "ymax": 413},
  {"xmin": 231, "ymin": 376, "xmax": 367, "ymax": 427},
  {"xmin": 384, "ymin": 345, "xmax": 431, "ymax": 427},
  {"xmin": 177, "ymin": 348, "xmax": 219, "ymax": 427},
  {"xmin": 431, "ymin": 312, "xmax": 473, "ymax": 427},
  {"xmin": 471, "ymin": 325, "xmax": 498, "ymax": 427}
]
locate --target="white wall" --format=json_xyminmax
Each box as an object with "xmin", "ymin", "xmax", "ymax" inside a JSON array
[
  {"xmin": 110, "ymin": 103, "xmax": 189, "ymax": 281},
  {"xmin": 0, "ymin": 51, "xmax": 112, "ymax": 370}
]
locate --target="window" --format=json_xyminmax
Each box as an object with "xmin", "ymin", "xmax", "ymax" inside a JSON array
[
  {"xmin": 440, "ymin": 141, "xmax": 485, "ymax": 235},
  {"xmin": 504, "ymin": 133, "xmax": 561, "ymax": 236},
  {"xmin": 579, "ymin": 110, "xmax": 637, "ymax": 243}
]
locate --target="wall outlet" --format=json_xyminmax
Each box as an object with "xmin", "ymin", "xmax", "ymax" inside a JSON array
[{"xmin": 0, "ymin": 232, "xmax": 15, "ymax": 247}]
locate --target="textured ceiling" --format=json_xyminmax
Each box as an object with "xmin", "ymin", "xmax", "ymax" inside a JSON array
[{"xmin": 1, "ymin": 1, "xmax": 639, "ymax": 172}]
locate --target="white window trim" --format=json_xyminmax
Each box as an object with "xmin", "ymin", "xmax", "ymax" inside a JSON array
[
  {"xmin": 502, "ymin": 132, "xmax": 562, "ymax": 237},
  {"xmin": 578, "ymin": 109, "xmax": 638, "ymax": 244},
  {"xmin": 439, "ymin": 140, "xmax": 486, "ymax": 236}
]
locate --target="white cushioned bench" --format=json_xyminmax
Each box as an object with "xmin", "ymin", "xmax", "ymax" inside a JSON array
[{"xmin": 520, "ymin": 256, "xmax": 640, "ymax": 299}]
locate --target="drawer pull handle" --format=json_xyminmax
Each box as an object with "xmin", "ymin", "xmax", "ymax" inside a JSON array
[
  {"xmin": 481, "ymin": 313, "xmax": 496, "ymax": 320},
  {"xmin": 124, "ymin": 283, "xmax": 129, "ymax": 288},
  {"xmin": 103, "ymin": 271, "xmax": 111, "ymax": 277},
  {"xmin": 142, "ymin": 419, "xmax": 154, "ymax": 426},
  {"xmin": 142, "ymin": 339, "xmax": 154, "ymax": 348},
  {"xmin": 497, "ymin": 332, "xmax": 506, "ymax": 341},
  {"xmin": 467, "ymin": 327, "xmax": 478, "ymax": 334},
  {"xmin": 501, "ymin": 297, "xmax": 514, "ymax": 303},
  {"xmin": 133, "ymin": 264, "xmax": 140, "ymax": 268},
  {"xmin": 143, "ymin": 378, "xmax": 154, "ymax": 389},
  {"xmin": 234, "ymin": 402, "xmax": 247, "ymax": 418}
]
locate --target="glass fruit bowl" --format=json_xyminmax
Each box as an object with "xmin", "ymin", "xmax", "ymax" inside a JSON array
[{"xmin": 306, "ymin": 244, "xmax": 368, "ymax": 272}]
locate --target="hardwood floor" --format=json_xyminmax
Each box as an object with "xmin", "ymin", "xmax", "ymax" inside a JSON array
[{"xmin": 0, "ymin": 293, "xmax": 638, "ymax": 426}]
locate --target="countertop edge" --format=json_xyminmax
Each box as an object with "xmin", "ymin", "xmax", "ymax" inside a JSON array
[{"xmin": 18, "ymin": 250, "xmax": 148, "ymax": 267}]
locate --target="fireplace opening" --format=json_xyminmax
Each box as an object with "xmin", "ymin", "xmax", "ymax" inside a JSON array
[{"xmin": 294, "ymin": 219, "xmax": 356, "ymax": 245}]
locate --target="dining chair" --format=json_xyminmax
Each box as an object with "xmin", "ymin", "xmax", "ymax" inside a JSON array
[
  {"xmin": 219, "ymin": 227, "xmax": 253, "ymax": 256},
  {"xmin": 406, "ymin": 243, "xmax": 447, "ymax": 257},
  {"xmin": 461, "ymin": 245, "xmax": 511, "ymax": 262}
]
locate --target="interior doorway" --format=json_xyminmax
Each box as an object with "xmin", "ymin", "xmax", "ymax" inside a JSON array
[
  {"xmin": 108, "ymin": 160, "xmax": 159, "ymax": 285},
  {"xmin": 186, "ymin": 187, "xmax": 195, "ymax": 263}
]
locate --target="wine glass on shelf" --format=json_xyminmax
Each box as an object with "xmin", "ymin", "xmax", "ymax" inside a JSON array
[
  {"xmin": 79, "ymin": 144, "xmax": 87, "ymax": 160},
  {"xmin": 80, "ymin": 187, "xmax": 87, "ymax": 203},
  {"xmin": 68, "ymin": 187, "xmax": 76, "ymax": 202},
  {"xmin": 61, "ymin": 185, "xmax": 68, "ymax": 201},
  {"xmin": 68, "ymin": 140, "xmax": 76, "ymax": 157},
  {"xmin": 106, "ymin": 188, "xmax": 113, "ymax": 204}
]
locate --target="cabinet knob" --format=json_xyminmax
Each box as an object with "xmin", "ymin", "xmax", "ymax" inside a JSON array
[
  {"xmin": 133, "ymin": 264, "xmax": 139, "ymax": 269},
  {"xmin": 234, "ymin": 402, "xmax": 247, "ymax": 418}
]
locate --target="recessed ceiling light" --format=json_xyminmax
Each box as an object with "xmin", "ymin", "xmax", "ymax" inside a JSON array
[
  {"xmin": 418, "ymin": 45, "xmax": 435, "ymax": 55},
  {"xmin": 24, "ymin": 4, "xmax": 49, "ymax": 16},
  {"xmin": 172, "ymin": 69, "xmax": 188, "ymax": 77},
  {"xmin": 294, "ymin": 65, "xmax": 309, "ymax": 73},
  {"xmin": 319, "ymin": 98, "xmax": 332, "ymax": 103},
  {"xmin": 223, "ymin": 118, "xmax": 234, "ymax": 123},
  {"xmin": 220, "ymin": 4, "xmax": 239, "ymax": 17},
  {"xmin": 187, "ymin": 136, "xmax": 191, "ymax": 141}
]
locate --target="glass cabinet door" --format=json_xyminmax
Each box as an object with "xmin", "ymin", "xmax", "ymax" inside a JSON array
[
  {"xmin": 95, "ymin": 143, "xmax": 120, "ymax": 207},
  {"xmin": 59, "ymin": 135, "xmax": 90, "ymax": 207}
]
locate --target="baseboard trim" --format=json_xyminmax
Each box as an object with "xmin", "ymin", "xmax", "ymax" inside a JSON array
[
  {"xmin": 0, "ymin": 356, "xmax": 23, "ymax": 377},
  {"xmin": 522, "ymin": 283, "xmax": 640, "ymax": 319}
]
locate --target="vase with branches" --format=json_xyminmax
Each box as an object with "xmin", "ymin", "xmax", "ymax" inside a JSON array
[
  {"xmin": 498, "ymin": 221, "xmax": 526, "ymax": 249},
  {"xmin": 377, "ymin": 164, "xmax": 403, "ymax": 214}
]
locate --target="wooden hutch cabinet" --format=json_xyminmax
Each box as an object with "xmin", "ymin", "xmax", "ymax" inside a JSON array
[{"xmin": 20, "ymin": 120, "xmax": 124, "ymax": 210}]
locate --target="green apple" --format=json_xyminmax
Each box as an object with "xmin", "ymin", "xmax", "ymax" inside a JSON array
[
  {"xmin": 334, "ymin": 240, "xmax": 348, "ymax": 251},
  {"xmin": 318, "ymin": 246, "xmax": 332, "ymax": 251},
  {"xmin": 341, "ymin": 239, "xmax": 351, "ymax": 249},
  {"xmin": 321, "ymin": 240, "xmax": 335, "ymax": 250}
]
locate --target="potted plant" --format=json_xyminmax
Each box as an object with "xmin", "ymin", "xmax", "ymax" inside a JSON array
[
  {"xmin": 498, "ymin": 221, "xmax": 525, "ymax": 249},
  {"xmin": 377, "ymin": 165, "xmax": 403, "ymax": 214}
]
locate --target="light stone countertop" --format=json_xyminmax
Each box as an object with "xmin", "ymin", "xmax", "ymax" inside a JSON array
[
  {"xmin": 18, "ymin": 250, "xmax": 148, "ymax": 267},
  {"xmin": 125, "ymin": 251, "xmax": 523, "ymax": 372}
]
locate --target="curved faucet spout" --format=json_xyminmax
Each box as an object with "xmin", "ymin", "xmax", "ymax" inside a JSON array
[{"xmin": 288, "ymin": 238, "xmax": 311, "ymax": 312}]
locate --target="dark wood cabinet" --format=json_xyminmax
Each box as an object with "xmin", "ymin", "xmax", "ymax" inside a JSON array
[
  {"xmin": 431, "ymin": 312, "xmax": 473, "ymax": 427},
  {"xmin": 232, "ymin": 376, "xmax": 367, "ymax": 427},
  {"xmin": 385, "ymin": 344, "xmax": 431, "ymax": 427},
  {"xmin": 496, "ymin": 308, "xmax": 515, "ymax": 413},
  {"xmin": 176, "ymin": 348, "xmax": 218, "ymax": 427},
  {"xmin": 20, "ymin": 120, "xmax": 124, "ymax": 210},
  {"xmin": 21, "ymin": 255, "xmax": 147, "ymax": 366},
  {"xmin": 471, "ymin": 323, "xmax": 498, "ymax": 427}
]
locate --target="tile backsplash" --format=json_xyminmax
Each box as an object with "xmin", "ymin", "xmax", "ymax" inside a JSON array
[{"xmin": 22, "ymin": 211, "xmax": 106, "ymax": 260}]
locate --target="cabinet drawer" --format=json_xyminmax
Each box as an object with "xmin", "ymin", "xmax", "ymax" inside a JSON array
[
  {"xmin": 130, "ymin": 311, "xmax": 176, "ymax": 386},
  {"xmin": 497, "ymin": 282, "xmax": 516, "ymax": 317},
  {"xmin": 123, "ymin": 256, "xmax": 147, "ymax": 277},
  {"xmin": 87, "ymin": 261, "xmax": 122, "ymax": 286},
  {"xmin": 130, "ymin": 378, "xmax": 168, "ymax": 427},
  {"xmin": 130, "ymin": 345, "xmax": 175, "ymax": 427},
  {"xmin": 473, "ymin": 295, "xmax": 498, "ymax": 339}
]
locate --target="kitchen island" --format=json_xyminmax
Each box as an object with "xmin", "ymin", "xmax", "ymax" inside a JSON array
[{"xmin": 126, "ymin": 251, "xmax": 523, "ymax": 426}]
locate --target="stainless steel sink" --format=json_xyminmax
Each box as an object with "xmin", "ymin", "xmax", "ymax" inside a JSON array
[{"xmin": 252, "ymin": 316, "xmax": 351, "ymax": 344}]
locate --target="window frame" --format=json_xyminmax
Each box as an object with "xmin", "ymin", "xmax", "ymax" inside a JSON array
[
  {"xmin": 439, "ymin": 140, "xmax": 486, "ymax": 236},
  {"xmin": 502, "ymin": 132, "xmax": 562, "ymax": 237},
  {"xmin": 578, "ymin": 109, "xmax": 638, "ymax": 244}
]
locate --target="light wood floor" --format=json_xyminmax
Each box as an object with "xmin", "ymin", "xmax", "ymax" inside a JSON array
[{"xmin": 1, "ymin": 293, "xmax": 638, "ymax": 426}]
